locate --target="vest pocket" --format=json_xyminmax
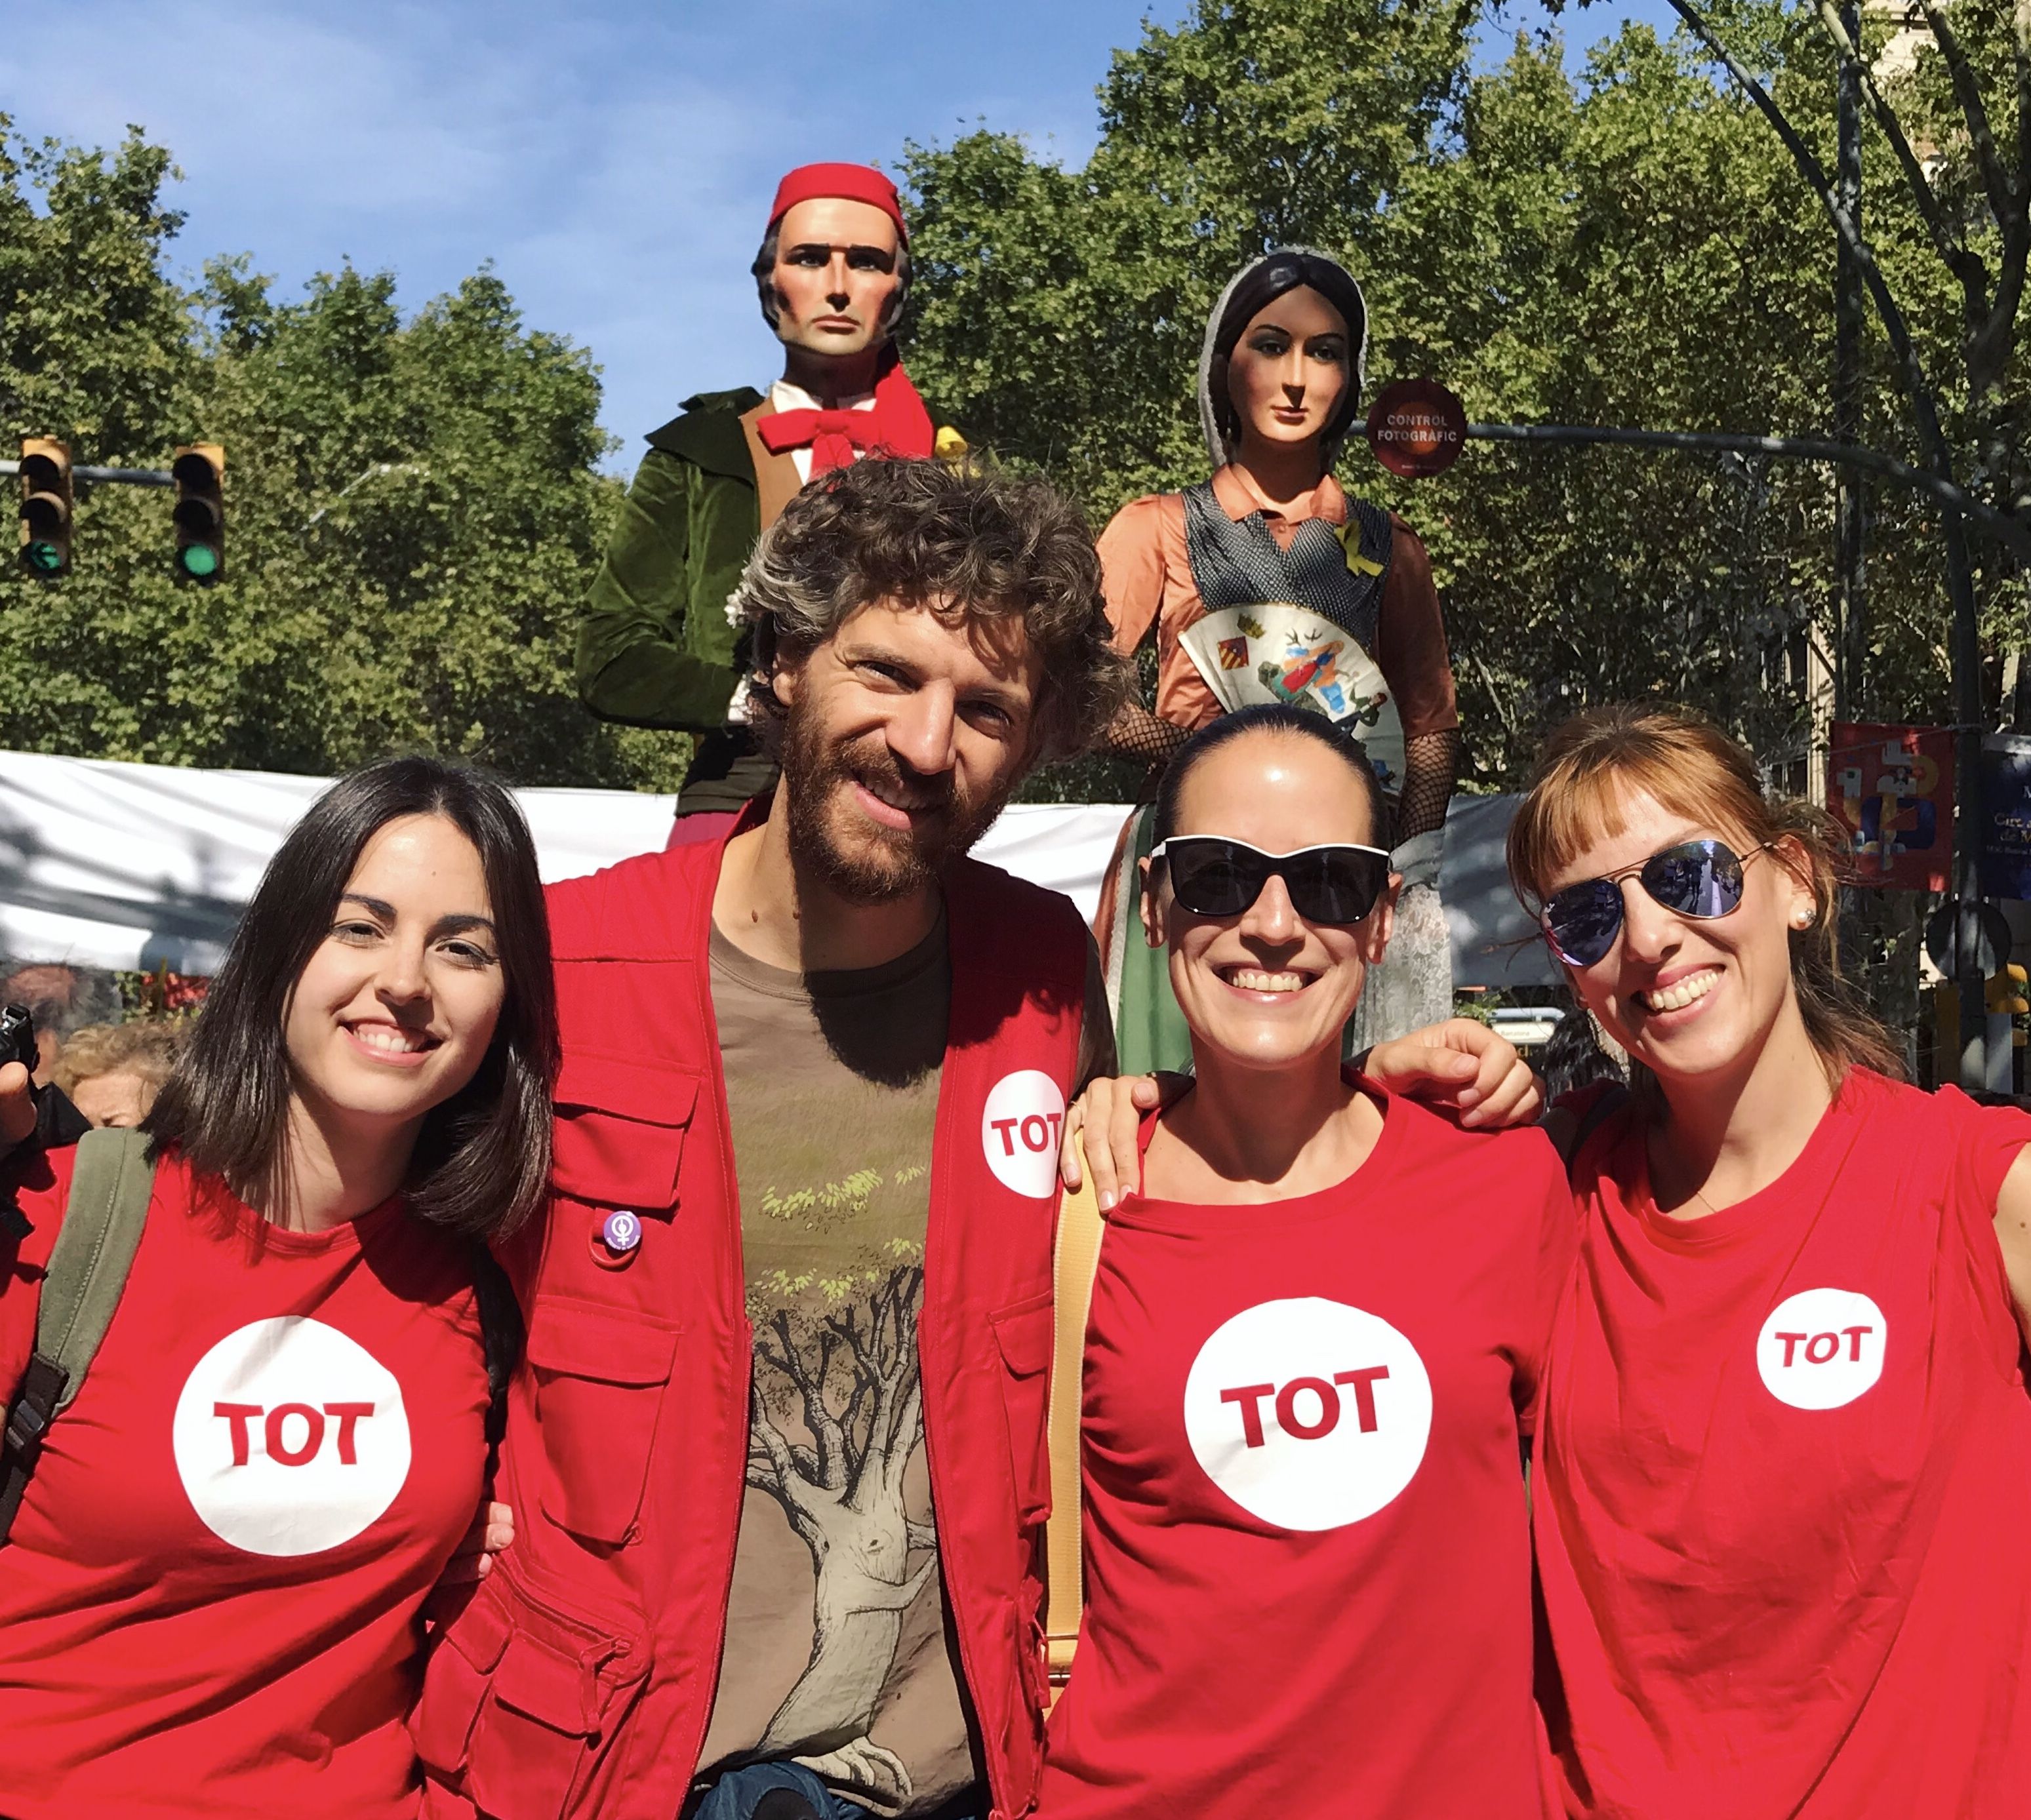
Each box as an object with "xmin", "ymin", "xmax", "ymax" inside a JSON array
[
  {"xmin": 552, "ymin": 1054, "xmax": 700, "ymax": 1212},
  {"xmin": 992, "ymin": 1292, "xmax": 1055, "ymax": 1526},
  {"xmin": 415, "ymin": 1570, "xmax": 646, "ymax": 1820},
  {"xmin": 526, "ymin": 1299, "xmax": 681, "ymax": 1544}
]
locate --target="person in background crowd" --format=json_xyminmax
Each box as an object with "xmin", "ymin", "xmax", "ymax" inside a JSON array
[
  {"xmin": 0, "ymin": 757, "xmax": 557, "ymax": 1820},
  {"xmin": 1037, "ymin": 703, "xmax": 1569, "ymax": 1820},
  {"xmin": 418, "ymin": 457, "xmax": 1128, "ymax": 1820},
  {"xmin": 1090, "ymin": 248, "xmax": 1460, "ymax": 1070},
  {"xmin": 1534, "ymin": 1004, "xmax": 1624, "ymax": 1105},
  {"xmin": 0, "ymin": 961, "xmax": 126, "ymax": 1082},
  {"xmin": 576, "ymin": 162, "xmax": 967, "ymax": 840},
  {"xmin": 50, "ymin": 1019, "xmax": 185, "ymax": 1128}
]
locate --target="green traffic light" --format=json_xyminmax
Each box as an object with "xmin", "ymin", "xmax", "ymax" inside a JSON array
[
  {"xmin": 178, "ymin": 545, "xmax": 220, "ymax": 578},
  {"xmin": 24, "ymin": 542, "xmax": 64, "ymax": 575}
]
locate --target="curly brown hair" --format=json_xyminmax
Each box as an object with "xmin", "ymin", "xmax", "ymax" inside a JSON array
[{"xmin": 732, "ymin": 457, "xmax": 1133, "ymax": 764}]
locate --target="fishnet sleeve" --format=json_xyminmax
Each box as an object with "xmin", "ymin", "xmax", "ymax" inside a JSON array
[
  {"xmin": 1396, "ymin": 728, "xmax": 1461, "ymax": 844},
  {"xmin": 1101, "ymin": 699, "xmax": 1195, "ymax": 768}
]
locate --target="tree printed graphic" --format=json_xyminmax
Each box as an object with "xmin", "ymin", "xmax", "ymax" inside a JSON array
[{"xmin": 747, "ymin": 1248, "xmax": 932, "ymax": 1806}]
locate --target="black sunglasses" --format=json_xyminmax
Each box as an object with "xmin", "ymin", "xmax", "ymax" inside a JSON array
[
  {"xmin": 1540, "ymin": 838, "xmax": 1769, "ymax": 968},
  {"xmin": 1150, "ymin": 835, "xmax": 1393, "ymax": 925}
]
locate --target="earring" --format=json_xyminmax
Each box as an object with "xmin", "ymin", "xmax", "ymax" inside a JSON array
[{"xmin": 1792, "ymin": 909, "xmax": 1815, "ymax": 929}]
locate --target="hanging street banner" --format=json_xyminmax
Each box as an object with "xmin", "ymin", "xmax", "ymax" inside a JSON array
[
  {"xmin": 1828, "ymin": 722, "xmax": 1954, "ymax": 891},
  {"xmin": 1981, "ymin": 734, "xmax": 2031, "ymax": 901},
  {"xmin": 1366, "ymin": 379, "xmax": 1468, "ymax": 479}
]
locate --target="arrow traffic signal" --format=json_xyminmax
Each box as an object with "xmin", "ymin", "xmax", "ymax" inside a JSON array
[
  {"xmin": 18, "ymin": 439, "xmax": 73, "ymax": 578},
  {"xmin": 172, "ymin": 443, "xmax": 226, "ymax": 583}
]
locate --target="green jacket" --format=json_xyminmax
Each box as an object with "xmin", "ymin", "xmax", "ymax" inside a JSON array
[
  {"xmin": 577, "ymin": 386, "xmax": 968, "ymax": 732},
  {"xmin": 576, "ymin": 388, "xmax": 767, "ymax": 731}
]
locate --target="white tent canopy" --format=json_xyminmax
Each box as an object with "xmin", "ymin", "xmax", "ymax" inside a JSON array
[{"xmin": 0, "ymin": 751, "xmax": 1556, "ymax": 987}]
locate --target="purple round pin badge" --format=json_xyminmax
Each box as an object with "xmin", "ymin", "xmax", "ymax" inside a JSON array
[{"xmin": 601, "ymin": 1209, "xmax": 642, "ymax": 1255}]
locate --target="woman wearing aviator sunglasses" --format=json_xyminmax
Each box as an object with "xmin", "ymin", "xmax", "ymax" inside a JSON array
[
  {"xmin": 1035, "ymin": 703, "xmax": 1574, "ymax": 1820},
  {"xmin": 1508, "ymin": 703, "xmax": 2031, "ymax": 1820}
]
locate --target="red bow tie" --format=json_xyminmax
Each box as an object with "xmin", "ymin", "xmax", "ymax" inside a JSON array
[{"xmin": 757, "ymin": 407, "xmax": 875, "ymax": 475}]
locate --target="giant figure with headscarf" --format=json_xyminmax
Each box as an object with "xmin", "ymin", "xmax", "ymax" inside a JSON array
[{"xmin": 1091, "ymin": 248, "xmax": 1462, "ymax": 1069}]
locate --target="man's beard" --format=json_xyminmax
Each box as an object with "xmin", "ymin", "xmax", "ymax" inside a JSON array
[{"xmin": 779, "ymin": 705, "xmax": 1013, "ymax": 906}]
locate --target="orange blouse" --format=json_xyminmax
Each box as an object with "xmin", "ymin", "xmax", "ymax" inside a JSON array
[{"xmin": 1097, "ymin": 464, "xmax": 1458, "ymax": 739}]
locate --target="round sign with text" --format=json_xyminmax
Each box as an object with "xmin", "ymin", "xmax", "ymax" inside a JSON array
[
  {"xmin": 171, "ymin": 1316, "xmax": 412, "ymax": 1557},
  {"xmin": 1365, "ymin": 378, "xmax": 1468, "ymax": 479},
  {"xmin": 1182, "ymin": 1296, "xmax": 1432, "ymax": 1532},
  {"xmin": 980, "ymin": 1069, "xmax": 1067, "ymax": 1198},
  {"xmin": 1755, "ymin": 1288, "xmax": 1887, "ymax": 1410}
]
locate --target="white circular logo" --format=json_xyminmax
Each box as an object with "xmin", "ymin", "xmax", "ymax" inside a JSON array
[
  {"xmin": 171, "ymin": 1316, "xmax": 412, "ymax": 1556},
  {"xmin": 1182, "ymin": 1297, "xmax": 1433, "ymax": 1532},
  {"xmin": 980, "ymin": 1069, "xmax": 1066, "ymax": 1198},
  {"xmin": 1756, "ymin": 1288, "xmax": 1887, "ymax": 1410}
]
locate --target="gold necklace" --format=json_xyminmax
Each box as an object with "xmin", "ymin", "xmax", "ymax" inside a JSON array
[{"xmin": 1682, "ymin": 1180, "xmax": 1723, "ymax": 1219}]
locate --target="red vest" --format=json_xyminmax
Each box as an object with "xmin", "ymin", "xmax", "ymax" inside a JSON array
[{"xmin": 414, "ymin": 827, "xmax": 1087, "ymax": 1820}]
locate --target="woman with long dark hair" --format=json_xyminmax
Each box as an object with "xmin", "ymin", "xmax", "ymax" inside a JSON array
[
  {"xmin": 1039, "ymin": 703, "xmax": 1571, "ymax": 1820},
  {"xmin": 0, "ymin": 756, "xmax": 558, "ymax": 1819}
]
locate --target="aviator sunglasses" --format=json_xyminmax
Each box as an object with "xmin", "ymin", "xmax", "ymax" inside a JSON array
[
  {"xmin": 1539, "ymin": 837, "xmax": 1771, "ymax": 969},
  {"xmin": 1149, "ymin": 835, "xmax": 1392, "ymax": 925}
]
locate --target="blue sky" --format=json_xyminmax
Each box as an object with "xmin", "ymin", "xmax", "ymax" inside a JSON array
[{"xmin": 10, "ymin": 1, "xmax": 1678, "ymax": 470}]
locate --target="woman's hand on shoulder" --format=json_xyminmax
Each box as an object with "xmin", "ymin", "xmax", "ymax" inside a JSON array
[
  {"xmin": 1361, "ymin": 1019, "xmax": 1544, "ymax": 1130},
  {"xmin": 1060, "ymin": 1073, "xmax": 1189, "ymax": 1212}
]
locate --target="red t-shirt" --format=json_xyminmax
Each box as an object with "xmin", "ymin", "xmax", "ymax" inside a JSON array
[
  {"xmin": 0, "ymin": 1144, "xmax": 491, "ymax": 1819},
  {"xmin": 1037, "ymin": 1084, "xmax": 1575, "ymax": 1820},
  {"xmin": 1535, "ymin": 1070, "xmax": 2031, "ymax": 1819}
]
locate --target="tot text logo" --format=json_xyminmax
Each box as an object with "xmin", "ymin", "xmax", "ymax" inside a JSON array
[
  {"xmin": 172, "ymin": 1316, "xmax": 411, "ymax": 1556},
  {"xmin": 980, "ymin": 1069, "xmax": 1067, "ymax": 1198},
  {"xmin": 1183, "ymin": 1297, "xmax": 1432, "ymax": 1532},
  {"xmin": 1756, "ymin": 1288, "xmax": 1887, "ymax": 1410}
]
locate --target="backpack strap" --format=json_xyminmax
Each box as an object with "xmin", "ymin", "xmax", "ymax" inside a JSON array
[
  {"xmin": 1045, "ymin": 1134, "xmax": 1106, "ymax": 1703},
  {"xmin": 469, "ymin": 1243, "xmax": 523, "ymax": 1455},
  {"xmin": 0, "ymin": 1128, "xmax": 155, "ymax": 1543}
]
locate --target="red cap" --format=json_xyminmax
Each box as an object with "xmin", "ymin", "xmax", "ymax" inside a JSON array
[{"xmin": 767, "ymin": 162, "xmax": 908, "ymax": 245}]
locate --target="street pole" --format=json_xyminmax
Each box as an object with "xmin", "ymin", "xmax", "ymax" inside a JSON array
[
  {"xmin": 1833, "ymin": 0, "xmax": 1866, "ymax": 720},
  {"xmin": 1948, "ymin": 511, "xmax": 1988, "ymax": 1088},
  {"xmin": 0, "ymin": 459, "xmax": 174, "ymax": 488}
]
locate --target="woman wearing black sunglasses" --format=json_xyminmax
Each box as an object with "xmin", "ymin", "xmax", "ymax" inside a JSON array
[
  {"xmin": 1509, "ymin": 703, "xmax": 2031, "ymax": 1820},
  {"xmin": 1035, "ymin": 703, "xmax": 1574, "ymax": 1820}
]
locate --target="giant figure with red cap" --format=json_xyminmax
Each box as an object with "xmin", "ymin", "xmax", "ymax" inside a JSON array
[{"xmin": 576, "ymin": 163, "xmax": 965, "ymax": 829}]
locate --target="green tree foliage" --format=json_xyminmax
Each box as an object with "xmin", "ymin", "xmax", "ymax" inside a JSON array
[
  {"xmin": 0, "ymin": 119, "xmax": 688, "ymax": 788},
  {"xmin": 900, "ymin": 0, "xmax": 2026, "ymax": 794}
]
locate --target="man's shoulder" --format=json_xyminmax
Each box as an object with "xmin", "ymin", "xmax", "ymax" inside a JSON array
[
  {"xmin": 547, "ymin": 839, "xmax": 717, "ymax": 961},
  {"xmin": 643, "ymin": 388, "xmax": 768, "ymax": 482},
  {"xmin": 946, "ymin": 856, "xmax": 1087, "ymax": 966}
]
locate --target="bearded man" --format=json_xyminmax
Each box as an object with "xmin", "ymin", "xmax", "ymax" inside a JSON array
[
  {"xmin": 420, "ymin": 458, "xmax": 1127, "ymax": 1820},
  {"xmin": 577, "ymin": 163, "xmax": 964, "ymax": 831}
]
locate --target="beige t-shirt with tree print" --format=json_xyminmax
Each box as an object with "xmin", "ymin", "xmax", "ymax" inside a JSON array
[{"xmin": 694, "ymin": 907, "xmax": 1108, "ymax": 1818}]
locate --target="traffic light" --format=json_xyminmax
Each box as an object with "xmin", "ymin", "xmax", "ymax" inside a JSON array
[
  {"xmin": 171, "ymin": 443, "xmax": 225, "ymax": 582},
  {"xmin": 17, "ymin": 439, "xmax": 73, "ymax": 578}
]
